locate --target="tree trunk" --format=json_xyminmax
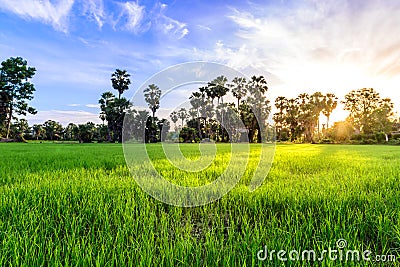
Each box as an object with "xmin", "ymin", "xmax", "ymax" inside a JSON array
[
  {"xmin": 6, "ymin": 106, "xmax": 12, "ymax": 139},
  {"xmin": 197, "ymin": 118, "xmax": 202, "ymax": 139},
  {"xmin": 257, "ymin": 127, "xmax": 262, "ymax": 143},
  {"xmin": 290, "ymin": 127, "xmax": 295, "ymax": 142},
  {"xmin": 107, "ymin": 126, "xmax": 112, "ymax": 142},
  {"xmin": 326, "ymin": 115, "xmax": 330, "ymax": 129}
]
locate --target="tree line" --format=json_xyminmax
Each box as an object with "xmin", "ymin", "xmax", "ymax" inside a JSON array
[
  {"xmin": 167, "ymin": 75, "xmax": 272, "ymax": 143},
  {"xmin": 273, "ymin": 88, "xmax": 399, "ymax": 144},
  {"xmin": 1, "ymin": 56, "xmax": 399, "ymax": 144}
]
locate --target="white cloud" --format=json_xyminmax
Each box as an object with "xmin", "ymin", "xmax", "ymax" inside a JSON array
[
  {"xmin": 197, "ymin": 24, "xmax": 211, "ymax": 31},
  {"xmin": 67, "ymin": 104, "xmax": 99, "ymax": 108},
  {"xmin": 26, "ymin": 110, "xmax": 101, "ymax": 126},
  {"xmin": 0, "ymin": 0, "xmax": 75, "ymax": 32},
  {"xmin": 227, "ymin": 8, "xmax": 262, "ymax": 30},
  {"xmin": 81, "ymin": 0, "xmax": 105, "ymax": 28},
  {"xmin": 86, "ymin": 104, "xmax": 100, "ymax": 108},
  {"xmin": 155, "ymin": 3, "xmax": 189, "ymax": 39},
  {"xmin": 113, "ymin": 1, "xmax": 147, "ymax": 33},
  {"xmin": 0, "ymin": 0, "xmax": 189, "ymax": 39}
]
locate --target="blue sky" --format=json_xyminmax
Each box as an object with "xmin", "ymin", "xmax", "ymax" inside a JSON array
[{"xmin": 0, "ymin": 0, "xmax": 399, "ymax": 125}]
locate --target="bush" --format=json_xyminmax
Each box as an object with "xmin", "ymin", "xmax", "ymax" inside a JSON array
[
  {"xmin": 280, "ymin": 131, "xmax": 289, "ymax": 142},
  {"xmin": 361, "ymin": 139, "xmax": 377, "ymax": 145},
  {"xmin": 351, "ymin": 134, "xmax": 363, "ymax": 141},
  {"xmin": 391, "ymin": 133, "xmax": 400, "ymax": 140},
  {"xmin": 319, "ymin": 138, "xmax": 334, "ymax": 144},
  {"xmin": 351, "ymin": 133, "xmax": 376, "ymax": 141},
  {"xmin": 388, "ymin": 139, "xmax": 400, "ymax": 145}
]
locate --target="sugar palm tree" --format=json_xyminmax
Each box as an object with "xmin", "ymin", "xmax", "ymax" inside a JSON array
[
  {"xmin": 229, "ymin": 77, "xmax": 247, "ymax": 108},
  {"xmin": 111, "ymin": 69, "xmax": 131, "ymax": 99},
  {"xmin": 208, "ymin": 76, "xmax": 229, "ymax": 105},
  {"xmin": 311, "ymin": 91, "xmax": 325, "ymax": 134},
  {"xmin": 177, "ymin": 108, "xmax": 188, "ymax": 128},
  {"xmin": 322, "ymin": 93, "xmax": 338, "ymax": 129},
  {"xmin": 169, "ymin": 111, "xmax": 178, "ymax": 130},
  {"xmin": 144, "ymin": 84, "xmax": 161, "ymax": 120},
  {"xmin": 273, "ymin": 96, "xmax": 287, "ymax": 140}
]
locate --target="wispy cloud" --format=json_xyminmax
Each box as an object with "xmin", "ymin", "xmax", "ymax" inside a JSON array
[
  {"xmin": 0, "ymin": 0, "xmax": 75, "ymax": 32},
  {"xmin": 0, "ymin": 0, "xmax": 189, "ymax": 39},
  {"xmin": 81, "ymin": 0, "xmax": 105, "ymax": 28},
  {"xmin": 110, "ymin": 1, "xmax": 189, "ymax": 39},
  {"xmin": 85, "ymin": 104, "xmax": 100, "ymax": 108},
  {"xmin": 67, "ymin": 104, "xmax": 99, "ymax": 108},
  {"xmin": 112, "ymin": 1, "xmax": 147, "ymax": 34},
  {"xmin": 154, "ymin": 3, "xmax": 189, "ymax": 39},
  {"xmin": 197, "ymin": 24, "xmax": 211, "ymax": 31}
]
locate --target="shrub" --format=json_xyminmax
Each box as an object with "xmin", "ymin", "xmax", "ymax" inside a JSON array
[
  {"xmin": 388, "ymin": 139, "xmax": 400, "ymax": 145},
  {"xmin": 391, "ymin": 133, "xmax": 400, "ymax": 140},
  {"xmin": 361, "ymin": 139, "xmax": 377, "ymax": 145},
  {"xmin": 319, "ymin": 138, "xmax": 334, "ymax": 144}
]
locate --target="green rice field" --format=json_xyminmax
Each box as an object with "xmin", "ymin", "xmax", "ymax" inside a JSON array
[{"xmin": 0, "ymin": 143, "xmax": 399, "ymax": 266}]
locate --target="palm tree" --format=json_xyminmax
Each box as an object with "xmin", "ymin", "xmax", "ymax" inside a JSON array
[
  {"xmin": 285, "ymin": 98, "xmax": 300, "ymax": 141},
  {"xmin": 246, "ymin": 76, "xmax": 269, "ymax": 143},
  {"xmin": 98, "ymin": 91, "xmax": 116, "ymax": 141},
  {"xmin": 273, "ymin": 96, "xmax": 287, "ymax": 140},
  {"xmin": 297, "ymin": 93, "xmax": 314, "ymax": 142},
  {"xmin": 188, "ymin": 108, "xmax": 197, "ymax": 120},
  {"xmin": 311, "ymin": 91, "xmax": 325, "ymax": 135},
  {"xmin": 247, "ymin": 76, "xmax": 268, "ymax": 95},
  {"xmin": 199, "ymin": 85, "xmax": 217, "ymax": 107},
  {"xmin": 322, "ymin": 93, "xmax": 338, "ymax": 128},
  {"xmin": 135, "ymin": 110, "xmax": 150, "ymax": 142},
  {"xmin": 190, "ymin": 92, "xmax": 203, "ymax": 117},
  {"xmin": 190, "ymin": 92, "xmax": 206, "ymax": 138},
  {"xmin": 144, "ymin": 84, "xmax": 161, "ymax": 120},
  {"xmin": 208, "ymin": 76, "xmax": 229, "ymax": 105},
  {"xmin": 169, "ymin": 111, "xmax": 178, "ymax": 130},
  {"xmin": 177, "ymin": 108, "xmax": 188, "ymax": 128},
  {"xmin": 111, "ymin": 69, "xmax": 131, "ymax": 99},
  {"xmin": 229, "ymin": 77, "xmax": 247, "ymax": 108}
]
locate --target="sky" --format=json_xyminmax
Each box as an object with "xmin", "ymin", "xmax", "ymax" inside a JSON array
[{"xmin": 0, "ymin": 0, "xmax": 399, "ymax": 125}]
